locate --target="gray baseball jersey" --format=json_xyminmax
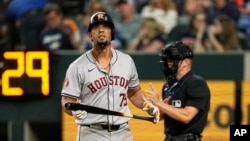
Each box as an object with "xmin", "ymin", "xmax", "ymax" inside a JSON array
[{"xmin": 61, "ymin": 48, "xmax": 139, "ymax": 125}]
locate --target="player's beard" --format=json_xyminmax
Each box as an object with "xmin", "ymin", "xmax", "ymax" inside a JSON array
[{"xmin": 97, "ymin": 40, "xmax": 111, "ymax": 49}]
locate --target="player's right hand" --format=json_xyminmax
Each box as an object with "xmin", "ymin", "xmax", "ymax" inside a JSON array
[
  {"xmin": 72, "ymin": 110, "xmax": 87, "ymax": 120},
  {"xmin": 142, "ymin": 101, "xmax": 160, "ymax": 124}
]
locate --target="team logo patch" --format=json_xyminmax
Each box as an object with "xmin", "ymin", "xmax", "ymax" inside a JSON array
[
  {"xmin": 97, "ymin": 13, "xmax": 104, "ymax": 20},
  {"xmin": 63, "ymin": 78, "xmax": 69, "ymax": 88}
]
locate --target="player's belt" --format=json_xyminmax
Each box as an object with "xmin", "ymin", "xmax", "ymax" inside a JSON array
[{"xmin": 83, "ymin": 122, "xmax": 128, "ymax": 132}]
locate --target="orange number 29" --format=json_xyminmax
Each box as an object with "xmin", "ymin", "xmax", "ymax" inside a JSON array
[{"xmin": 2, "ymin": 51, "xmax": 49, "ymax": 96}]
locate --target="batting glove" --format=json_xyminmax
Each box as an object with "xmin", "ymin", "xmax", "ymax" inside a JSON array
[
  {"xmin": 142, "ymin": 101, "xmax": 160, "ymax": 124},
  {"xmin": 72, "ymin": 110, "xmax": 87, "ymax": 120}
]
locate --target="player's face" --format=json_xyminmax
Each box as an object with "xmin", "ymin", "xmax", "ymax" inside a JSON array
[{"xmin": 89, "ymin": 23, "xmax": 112, "ymax": 48}]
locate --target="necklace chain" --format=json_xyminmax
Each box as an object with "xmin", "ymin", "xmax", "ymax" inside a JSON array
[{"xmin": 91, "ymin": 51, "xmax": 111, "ymax": 70}]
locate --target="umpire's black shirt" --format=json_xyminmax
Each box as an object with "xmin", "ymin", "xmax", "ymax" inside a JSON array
[{"xmin": 162, "ymin": 71, "xmax": 210, "ymax": 136}]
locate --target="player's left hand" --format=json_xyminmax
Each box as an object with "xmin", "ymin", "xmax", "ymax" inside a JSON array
[
  {"xmin": 142, "ymin": 101, "xmax": 160, "ymax": 124},
  {"xmin": 72, "ymin": 110, "xmax": 87, "ymax": 120}
]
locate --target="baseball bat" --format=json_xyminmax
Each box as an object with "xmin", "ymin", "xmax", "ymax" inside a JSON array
[{"xmin": 65, "ymin": 102, "xmax": 155, "ymax": 123}]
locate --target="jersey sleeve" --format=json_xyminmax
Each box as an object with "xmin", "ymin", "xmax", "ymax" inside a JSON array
[
  {"xmin": 185, "ymin": 77, "xmax": 210, "ymax": 111},
  {"xmin": 128, "ymin": 57, "xmax": 140, "ymax": 89},
  {"xmin": 61, "ymin": 63, "xmax": 83, "ymax": 98}
]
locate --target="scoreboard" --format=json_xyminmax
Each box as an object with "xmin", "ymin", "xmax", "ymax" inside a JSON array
[
  {"xmin": 0, "ymin": 51, "xmax": 50, "ymax": 98},
  {"xmin": 0, "ymin": 50, "xmax": 61, "ymax": 141}
]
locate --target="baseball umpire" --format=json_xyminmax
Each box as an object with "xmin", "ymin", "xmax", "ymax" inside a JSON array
[
  {"xmin": 61, "ymin": 11, "xmax": 160, "ymax": 141},
  {"xmin": 146, "ymin": 41, "xmax": 211, "ymax": 141}
]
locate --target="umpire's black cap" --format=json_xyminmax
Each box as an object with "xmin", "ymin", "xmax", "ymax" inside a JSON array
[{"xmin": 160, "ymin": 41, "xmax": 193, "ymax": 61}]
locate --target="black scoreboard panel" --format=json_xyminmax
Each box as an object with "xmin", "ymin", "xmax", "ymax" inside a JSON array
[
  {"xmin": 0, "ymin": 51, "xmax": 61, "ymax": 141},
  {"xmin": 0, "ymin": 50, "xmax": 62, "ymax": 120},
  {"xmin": 0, "ymin": 51, "xmax": 50, "ymax": 98}
]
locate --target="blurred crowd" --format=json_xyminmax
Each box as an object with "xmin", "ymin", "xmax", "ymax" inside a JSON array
[{"xmin": 1, "ymin": 0, "xmax": 250, "ymax": 54}]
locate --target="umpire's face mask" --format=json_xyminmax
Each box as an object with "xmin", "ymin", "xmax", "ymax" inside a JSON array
[{"xmin": 160, "ymin": 59, "xmax": 179, "ymax": 78}]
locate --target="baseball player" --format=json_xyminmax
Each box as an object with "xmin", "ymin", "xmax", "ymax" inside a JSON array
[
  {"xmin": 61, "ymin": 12, "xmax": 160, "ymax": 141},
  {"xmin": 146, "ymin": 42, "xmax": 210, "ymax": 141}
]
